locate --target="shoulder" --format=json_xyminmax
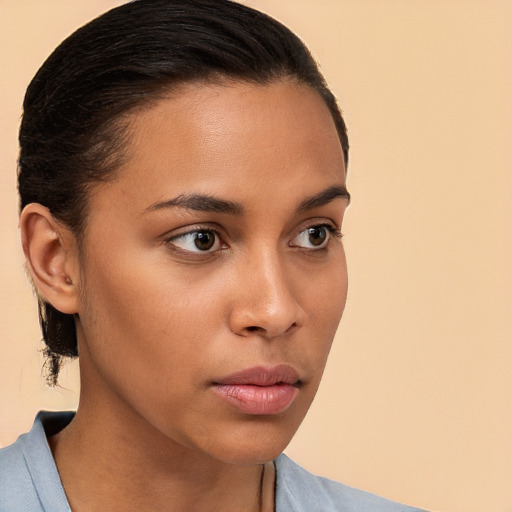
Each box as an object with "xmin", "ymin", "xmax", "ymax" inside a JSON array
[
  {"xmin": 0, "ymin": 435, "xmax": 43, "ymax": 511},
  {"xmin": 0, "ymin": 411, "xmax": 73, "ymax": 512},
  {"xmin": 275, "ymin": 454, "xmax": 428, "ymax": 512}
]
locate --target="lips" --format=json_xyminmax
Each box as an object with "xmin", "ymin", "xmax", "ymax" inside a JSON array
[{"xmin": 211, "ymin": 365, "xmax": 301, "ymax": 415}]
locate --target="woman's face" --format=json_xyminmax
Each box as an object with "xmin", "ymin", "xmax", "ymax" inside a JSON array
[{"xmin": 75, "ymin": 80, "xmax": 349, "ymax": 464}]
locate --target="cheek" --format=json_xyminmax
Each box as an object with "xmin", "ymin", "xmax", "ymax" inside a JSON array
[
  {"xmin": 305, "ymin": 251, "xmax": 348, "ymax": 325},
  {"xmin": 76, "ymin": 264, "xmax": 220, "ymax": 442},
  {"xmin": 314, "ymin": 257, "xmax": 348, "ymax": 350},
  {"xmin": 290, "ymin": 252, "xmax": 348, "ymax": 375},
  {"xmin": 76, "ymin": 244, "xmax": 235, "ymax": 402}
]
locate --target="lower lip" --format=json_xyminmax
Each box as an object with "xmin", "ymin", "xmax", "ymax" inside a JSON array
[{"xmin": 212, "ymin": 383, "xmax": 299, "ymax": 415}]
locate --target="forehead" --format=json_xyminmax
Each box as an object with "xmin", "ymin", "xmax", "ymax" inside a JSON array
[{"xmin": 91, "ymin": 80, "xmax": 345, "ymax": 217}]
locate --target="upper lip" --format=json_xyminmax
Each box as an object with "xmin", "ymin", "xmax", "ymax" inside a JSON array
[{"xmin": 213, "ymin": 365, "xmax": 301, "ymax": 386}]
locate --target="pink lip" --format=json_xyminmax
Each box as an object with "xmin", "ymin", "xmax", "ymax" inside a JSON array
[{"xmin": 211, "ymin": 365, "xmax": 301, "ymax": 415}]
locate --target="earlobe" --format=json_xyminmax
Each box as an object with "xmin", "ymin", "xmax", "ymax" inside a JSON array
[{"xmin": 20, "ymin": 204, "xmax": 80, "ymax": 315}]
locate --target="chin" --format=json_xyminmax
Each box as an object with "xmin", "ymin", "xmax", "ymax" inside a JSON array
[
  {"xmin": 203, "ymin": 417, "xmax": 303, "ymax": 466},
  {"xmin": 214, "ymin": 442, "xmax": 290, "ymax": 466}
]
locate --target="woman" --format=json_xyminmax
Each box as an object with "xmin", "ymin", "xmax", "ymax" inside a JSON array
[{"xmin": 0, "ymin": 1, "xmax": 426, "ymax": 510}]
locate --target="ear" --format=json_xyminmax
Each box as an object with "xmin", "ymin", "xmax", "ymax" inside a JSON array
[{"xmin": 20, "ymin": 203, "xmax": 80, "ymax": 315}]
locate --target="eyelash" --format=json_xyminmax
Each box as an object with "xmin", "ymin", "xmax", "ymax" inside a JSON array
[
  {"xmin": 164, "ymin": 223, "xmax": 343, "ymax": 256},
  {"xmin": 289, "ymin": 224, "xmax": 343, "ymax": 251}
]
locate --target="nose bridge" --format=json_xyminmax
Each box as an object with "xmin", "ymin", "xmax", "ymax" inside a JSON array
[
  {"xmin": 255, "ymin": 247, "xmax": 290, "ymax": 311},
  {"xmin": 230, "ymin": 242, "xmax": 304, "ymax": 338}
]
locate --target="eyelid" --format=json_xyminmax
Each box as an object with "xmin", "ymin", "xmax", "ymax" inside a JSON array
[
  {"xmin": 162, "ymin": 222, "xmax": 224, "ymax": 241},
  {"xmin": 292, "ymin": 217, "xmax": 342, "ymax": 237},
  {"xmin": 289, "ymin": 221, "xmax": 343, "ymax": 250},
  {"xmin": 163, "ymin": 224, "xmax": 228, "ymax": 255}
]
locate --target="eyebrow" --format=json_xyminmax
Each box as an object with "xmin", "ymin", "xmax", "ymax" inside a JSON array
[
  {"xmin": 145, "ymin": 184, "xmax": 350, "ymax": 216},
  {"xmin": 297, "ymin": 185, "xmax": 351, "ymax": 211},
  {"xmin": 145, "ymin": 194, "xmax": 244, "ymax": 215}
]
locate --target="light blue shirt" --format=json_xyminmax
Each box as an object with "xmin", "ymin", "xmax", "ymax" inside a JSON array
[{"xmin": 0, "ymin": 412, "xmax": 427, "ymax": 511}]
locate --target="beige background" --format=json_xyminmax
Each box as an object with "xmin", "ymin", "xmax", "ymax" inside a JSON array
[{"xmin": 1, "ymin": 1, "xmax": 511, "ymax": 511}]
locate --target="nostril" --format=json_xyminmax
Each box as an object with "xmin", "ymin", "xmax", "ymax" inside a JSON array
[
  {"xmin": 286, "ymin": 322, "xmax": 297, "ymax": 333},
  {"xmin": 244, "ymin": 322, "xmax": 297, "ymax": 336}
]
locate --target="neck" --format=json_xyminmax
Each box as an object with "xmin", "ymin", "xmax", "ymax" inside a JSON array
[
  {"xmin": 50, "ymin": 408, "xmax": 274, "ymax": 512},
  {"xmin": 49, "ymin": 389, "xmax": 275, "ymax": 512}
]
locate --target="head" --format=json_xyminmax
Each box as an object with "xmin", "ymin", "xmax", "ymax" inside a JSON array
[{"xmin": 19, "ymin": 0, "xmax": 349, "ymax": 463}]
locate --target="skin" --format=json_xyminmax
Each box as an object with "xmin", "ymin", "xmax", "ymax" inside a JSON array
[{"xmin": 21, "ymin": 80, "xmax": 349, "ymax": 511}]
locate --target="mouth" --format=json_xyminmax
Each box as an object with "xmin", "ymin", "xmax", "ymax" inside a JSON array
[{"xmin": 211, "ymin": 365, "xmax": 301, "ymax": 415}]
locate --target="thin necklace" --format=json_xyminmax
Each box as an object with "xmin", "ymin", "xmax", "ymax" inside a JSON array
[
  {"xmin": 258, "ymin": 463, "xmax": 265, "ymax": 512},
  {"xmin": 258, "ymin": 462, "xmax": 276, "ymax": 512}
]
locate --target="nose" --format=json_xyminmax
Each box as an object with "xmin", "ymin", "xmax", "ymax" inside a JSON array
[{"xmin": 228, "ymin": 250, "xmax": 306, "ymax": 339}]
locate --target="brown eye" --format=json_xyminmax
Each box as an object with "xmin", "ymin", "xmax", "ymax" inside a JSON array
[
  {"xmin": 168, "ymin": 229, "xmax": 221, "ymax": 253},
  {"xmin": 291, "ymin": 224, "xmax": 337, "ymax": 249},
  {"xmin": 194, "ymin": 231, "xmax": 216, "ymax": 250},
  {"xmin": 307, "ymin": 226, "xmax": 327, "ymax": 246}
]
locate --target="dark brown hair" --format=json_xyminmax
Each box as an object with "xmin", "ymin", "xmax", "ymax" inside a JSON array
[{"xmin": 18, "ymin": 0, "xmax": 349, "ymax": 384}]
